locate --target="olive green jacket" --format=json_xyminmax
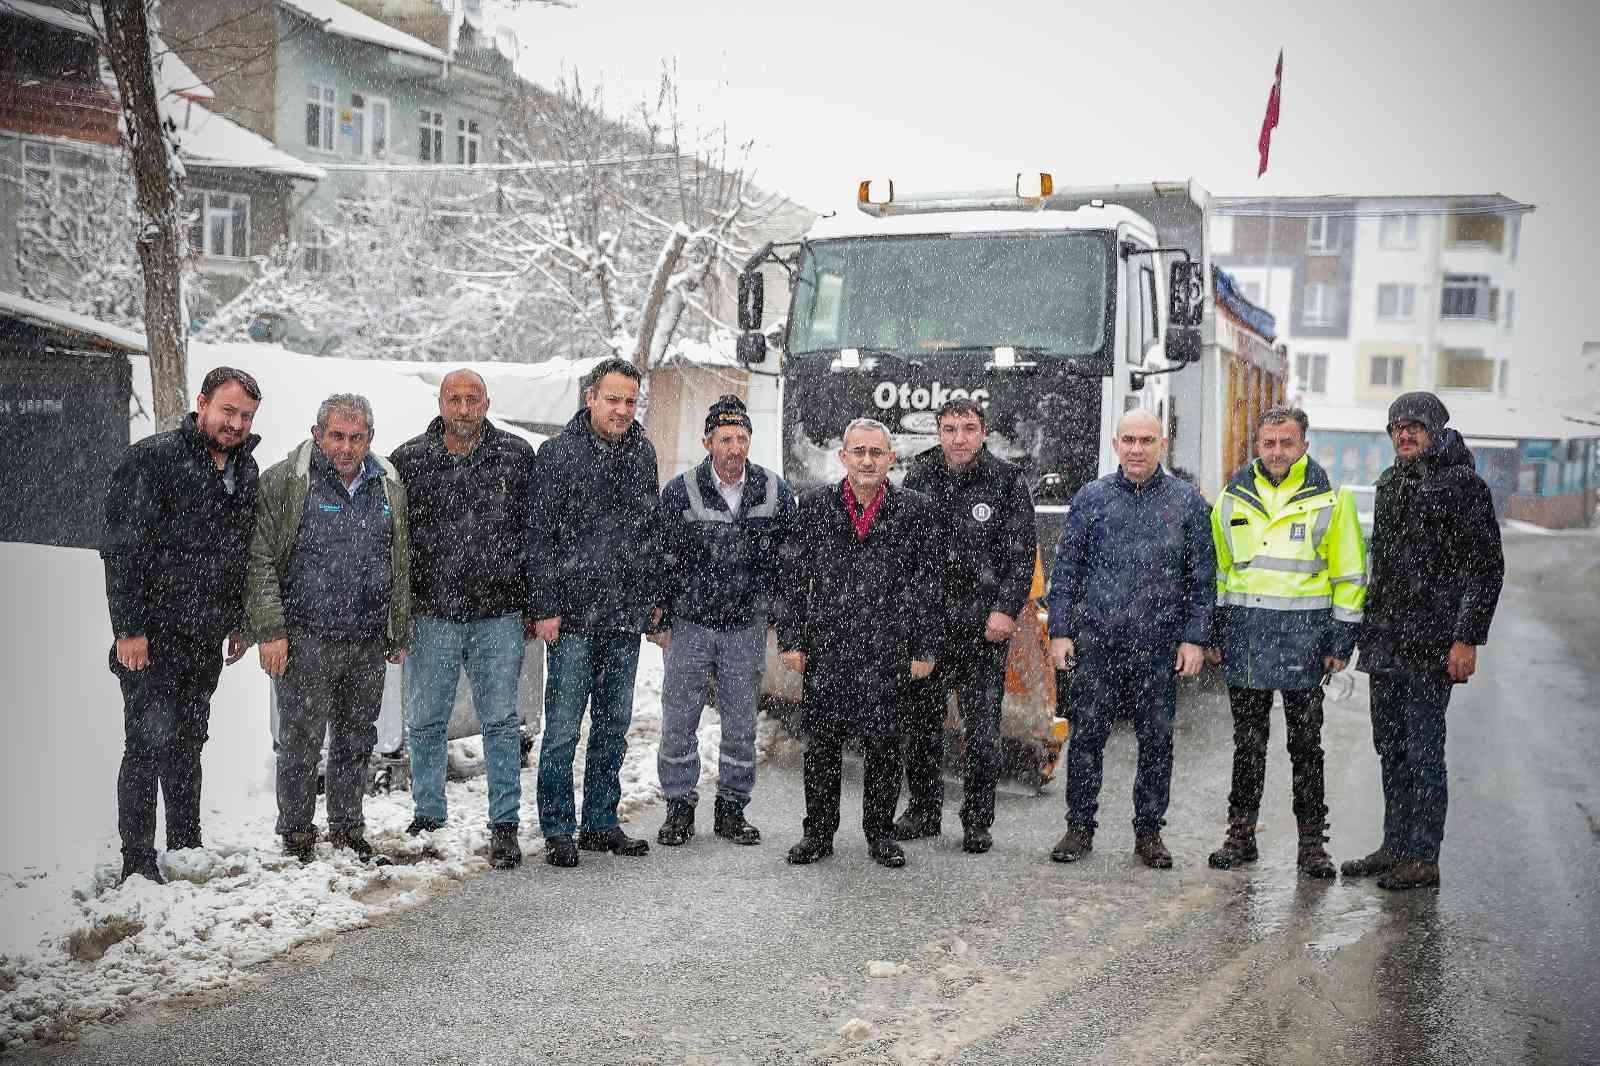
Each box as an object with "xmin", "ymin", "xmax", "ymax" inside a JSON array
[{"xmin": 245, "ymin": 438, "xmax": 412, "ymax": 654}]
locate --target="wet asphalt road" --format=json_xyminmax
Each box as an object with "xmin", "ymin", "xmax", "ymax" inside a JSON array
[{"xmin": 25, "ymin": 531, "xmax": 1600, "ymax": 1065}]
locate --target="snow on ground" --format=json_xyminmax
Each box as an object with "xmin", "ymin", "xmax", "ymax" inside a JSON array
[
  {"xmin": 0, "ymin": 341, "xmax": 775, "ymax": 1051},
  {"xmin": 0, "ymin": 539, "xmax": 770, "ymax": 1051}
]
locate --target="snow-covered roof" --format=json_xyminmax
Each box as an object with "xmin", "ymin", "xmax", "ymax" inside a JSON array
[
  {"xmin": 807, "ymin": 203, "xmax": 1151, "ymax": 242},
  {"xmin": 0, "ymin": 290, "xmax": 146, "ymax": 353},
  {"xmin": 1308, "ymin": 403, "xmax": 1599, "ymax": 441},
  {"xmin": 278, "ymin": 0, "xmax": 448, "ymax": 63},
  {"xmin": 5, "ymin": 1, "xmax": 215, "ymax": 101},
  {"xmin": 176, "ymin": 103, "xmax": 326, "ymax": 181}
]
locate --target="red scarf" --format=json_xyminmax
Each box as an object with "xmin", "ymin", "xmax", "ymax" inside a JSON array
[{"xmin": 842, "ymin": 479, "xmax": 886, "ymax": 541}]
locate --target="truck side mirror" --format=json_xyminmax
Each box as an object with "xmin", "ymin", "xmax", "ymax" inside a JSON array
[
  {"xmin": 736, "ymin": 332, "xmax": 768, "ymax": 366},
  {"xmin": 1168, "ymin": 260, "xmax": 1204, "ymax": 329},
  {"xmin": 737, "ymin": 272, "xmax": 765, "ymax": 332},
  {"xmin": 1165, "ymin": 327, "xmax": 1201, "ymax": 364}
]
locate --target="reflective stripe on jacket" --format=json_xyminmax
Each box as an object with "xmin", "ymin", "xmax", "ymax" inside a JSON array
[{"xmin": 1210, "ymin": 455, "xmax": 1366, "ymax": 690}]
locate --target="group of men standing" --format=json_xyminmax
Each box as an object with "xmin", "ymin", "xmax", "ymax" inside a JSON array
[{"xmin": 102, "ymin": 358, "xmax": 1500, "ymax": 893}]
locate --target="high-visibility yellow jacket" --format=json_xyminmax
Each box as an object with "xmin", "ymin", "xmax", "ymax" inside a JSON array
[{"xmin": 1210, "ymin": 455, "xmax": 1366, "ymax": 691}]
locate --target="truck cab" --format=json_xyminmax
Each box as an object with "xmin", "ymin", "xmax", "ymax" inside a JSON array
[{"xmin": 738, "ymin": 176, "xmax": 1214, "ymax": 552}]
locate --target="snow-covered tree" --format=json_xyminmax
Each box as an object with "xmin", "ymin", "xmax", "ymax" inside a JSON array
[{"xmin": 6, "ymin": 147, "xmax": 147, "ymax": 328}]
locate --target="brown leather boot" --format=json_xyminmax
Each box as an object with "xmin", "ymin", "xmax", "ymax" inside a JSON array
[
  {"xmin": 1377, "ymin": 860, "xmax": 1441, "ymax": 891},
  {"xmin": 1340, "ymin": 847, "xmax": 1398, "ymax": 878},
  {"xmin": 1135, "ymin": 831, "xmax": 1173, "ymax": 869},
  {"xmin": 1049, "ymin": 827, "xmax": 1094, "ymax": 863},
  {"xmin": 1296, "ymin": 822, "xmax": 1336, "ymax": 879},
  {"xmin": 1207, "ymin": 810, "xmax": 1259, "ymax": 870}
]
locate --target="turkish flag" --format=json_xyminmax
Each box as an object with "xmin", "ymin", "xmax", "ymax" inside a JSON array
[{"xmin": 1257, "ymin": 49, "xmax": 1283, "ymax": 177}]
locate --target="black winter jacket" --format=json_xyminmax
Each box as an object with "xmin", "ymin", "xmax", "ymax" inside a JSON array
[
  {"xmin": 775, "ymin": 482, "xmax": 942, "ymax": 689},
  {"xmin": 1358, "ymin": 429, "xmax": 1504, "ymax": 676},
  {"xmin": 525, "ymin": 409, "xmax": 661, "ymax": 634},
  {"xmin": 658, "ymin": 459, "xmax": 794, "ymax": 631},
  {"xmin": 904, "ymin": 445, "xmax": 1037, "ymax": 640},
  {"xmin": 101, "ymin": 414, "xmax": 260, "ymax": 645},
  {"xmin": 391, "ymin": 418, "xmax": 536, "ymax": 622}
]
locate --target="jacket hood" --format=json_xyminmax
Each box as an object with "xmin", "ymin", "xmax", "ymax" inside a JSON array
[{"xmin": 1432, "ymin": 427, "xmax": 1474, "ymax": 470}]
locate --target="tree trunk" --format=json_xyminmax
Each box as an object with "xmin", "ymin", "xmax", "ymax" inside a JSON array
[
  {"xmin": 631, "ymin": 225, "xmax": 688, "ymax": 370},
  {"xmin": 100, "ymin": 0, "xmax": 188, "ymax": 428}
]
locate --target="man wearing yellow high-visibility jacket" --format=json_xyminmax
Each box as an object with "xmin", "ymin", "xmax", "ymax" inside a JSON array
[{"xmin": 1204, "ymin": 407, "xmax": 1366, "ymax": 879}]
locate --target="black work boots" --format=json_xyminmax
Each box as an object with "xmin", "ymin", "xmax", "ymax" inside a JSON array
[
  {"xmin": 657, "ymin": 800, "xmax": 695, "ymax": 846},
  {"xmin": 1296, "ymin": 822, "xmax": 1336, "ymax": 879},
  {"xmin": 489, "ymin": 825, "xmax": 522, "ymax": 869},
  {"xmin": 1049, "ymin": 827, "xmax": 1094, "ymax": 863},
  {"xmin": 119, "ymin": 854, "xmax": 165, "ymax": 886},
  {"xmin": 1208, "ymin": 811, "xmax": 1259, "ymax": 870},
  {"xmin": 713, "ymin": 798, "xmax": 761, "ymax": 845}
]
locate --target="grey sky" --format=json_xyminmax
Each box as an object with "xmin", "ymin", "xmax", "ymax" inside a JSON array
[{"xmin": 508, "ymin": 0, "xmax": 1599, "ymax": 404}]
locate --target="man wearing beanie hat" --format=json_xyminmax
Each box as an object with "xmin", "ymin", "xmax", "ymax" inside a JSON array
[
  {"xmin": 1344, "ymin": 390, "xmax": 1503, "ymax": 890},
  {"xmin": 652, "ymin": 395, "xmax": 794, "ymax": 848}
]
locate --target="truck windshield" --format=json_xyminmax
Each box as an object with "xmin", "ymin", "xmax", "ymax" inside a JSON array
[{"xmin": 787, "ymin": 232, "xmax": 1109, "ymax": 359}]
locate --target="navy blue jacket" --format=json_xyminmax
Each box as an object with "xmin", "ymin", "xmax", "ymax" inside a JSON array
[
  {"xmin": 658, "ymin": 458, "xmax": 794, "ymax": 631},
  {"xmin": 282, "ymin": 450, "xmax": 395, "ymax": 642},
  {"xmin": 1046, "ymin": 466, "xmax": 1214, "ymax": 648},
  {"xmin": 525, "ymin": 409, "xmax": 661, "ymax": 634}
]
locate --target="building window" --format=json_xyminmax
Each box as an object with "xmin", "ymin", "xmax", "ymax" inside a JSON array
[
  {"xmin": 456, "ymin": 118, "xmax": 481, "ymax": 165},
  {"xmin": 1369, "ymin": 354, "xmax": 1405, "ymax": 389},
  {"xmin": 1441, "ymin": 274, "xmax": 1499, "ymax": 321},
  {"xmin": 1, "ymin": 20, "xmax": 99, "ymax": 84},
  {"xmin": 301, "ymin": 222, "xmax": 330, "ymax": 273},
  {"xmin": 306, "ymin": 82, "xmax": 335, "ymax": 151},
  {"xmin": 1379, "ymin": 214, "xmax": 1419, "ymax": 249},
  {"xmin": 1440, "ymin": 348, "xmax": 1495, "ymax": 391},
  {"xmin": 1295, "ymin": 352, "xmax": 1328, "ymax": 394},
  {"xmin": 1445, "ymin": 213, "xmax": 1505, "ymax": 251},
  {"xmin": 184, "ymin": 190, "xmax": 250, "ymax": 259},
  {"xmin": 369, "ymin": 96, "xmax": 389, "ymax": 159},
  {"xmin": 419, "ymin": 109, "xmax": 445, "ymax": 163},
  {"xmin": 1503, "ymin": 290, "xmax": 1515, "ymax": 332},
  {"xmin": 1498, "ymin": 360, "xmax": 1510, "ymax": 396},
  {"xmin": 1377, "ymin": 283, "xmax": 1416, "ymax": 320},
  {"xmin": 1306, "ymin": 215, "xmax": 1337, "ymax": 253},
  {"xmin": 346, "ymin": 92, "xmax": 366, "ymax": 155},
  {"xmin": 1240, "ymin": 280, "xmax": 1263, "ymax": 304},
  {"xmin": 1302, "ymin": 282, "xmax": 1335, "ymax": 326},
  {"xmin": 18, "ymin": 141, "xmax": 97, "ymax": 207}
]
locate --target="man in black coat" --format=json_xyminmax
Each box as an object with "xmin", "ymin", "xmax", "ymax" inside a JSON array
[
  {"xmin": 391, "ymin": 369, "xmax": 536, "ymax": 869},
  {"xmin": 526, "ymin": 358, "xmax": 661, "ymax": 868},
  {"xmin": 777, "ymin": 418, "xmax": 941, "ymax": 869},
  {"xmin": 1345, "ymin": 391, "xmax": 1504, "ymax": 891},
  {"xmin": 891, "ymin": 398, "xmax": 1036, "ymax": 855},
  {"xmin": 101, "ymin": 367, "xmax": 263, "ymax": 885}
]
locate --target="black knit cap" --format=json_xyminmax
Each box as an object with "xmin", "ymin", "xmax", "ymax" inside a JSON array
[
  {"xmin": 705, "ymin": 394, "xmax": 752, "ymax": 437},
  {"xmin": 1387, "ymin": 391, "xmax": 1450, "ymax": 434}
]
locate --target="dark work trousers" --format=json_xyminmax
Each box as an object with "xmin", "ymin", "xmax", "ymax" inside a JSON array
[
  {"xmin": 801, "ymin": 670, "xmax": 902, "ymax": 842},
  {"xmin": 1368, "ymin": 670, "xmax": 1453, "ymax": 863},
  {"xmin": 1063, "ymin": 639, "xmax": 1178, "ymax": 835},
  {"xmin": 1225, "ymin": 686, "xmax": 1329, "ymax": 825},
  {"xmin": 274, "ymin": 631, "xmax": 386, "ymax": 836},
  {"xmin": 112, "ymin": 633, "xmax": 224, "ymax": 862},
  {"xmin": 900, "ymin": 636, "xmax": 1010, "ymax": 829}
]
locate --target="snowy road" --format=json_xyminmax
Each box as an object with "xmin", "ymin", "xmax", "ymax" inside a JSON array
[{"xmin": 18, "ymin": 531, "xmax": 1600, "ymax": 1064}]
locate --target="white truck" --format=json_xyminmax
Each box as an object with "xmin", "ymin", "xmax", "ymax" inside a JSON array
[{"xmin": 736, "ymin": 175, "xmax": 1285, "ymax": 784}]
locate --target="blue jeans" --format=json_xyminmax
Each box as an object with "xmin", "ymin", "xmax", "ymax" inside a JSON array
[
  {"xmin": 1063, "ymin": 639, "xmax": 1178, "ymax": 835},
  {"xmin": 657, "ymin": 620, "xmax": 767, "ymax": 806},
  {"xmin": 1368, "ymin": 670, "xmax": 1453, "ymax": 863},
  {"xmin": 405, "ymin": 615, "xmax": 526, "ymax": 829},
  {"xmin": 536, "ymin": 631, "xmax": 641, "ymax": 838}
]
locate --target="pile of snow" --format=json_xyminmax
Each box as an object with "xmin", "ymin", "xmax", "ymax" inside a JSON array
[{"xmin": 0, "ymin": 340, "xmax": 777, "ymax": 1051}]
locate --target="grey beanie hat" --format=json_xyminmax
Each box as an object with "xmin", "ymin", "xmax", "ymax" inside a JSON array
[{"xmin": 1387, "ymin": 391, "xmax": 1450, "ymax": 434}]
